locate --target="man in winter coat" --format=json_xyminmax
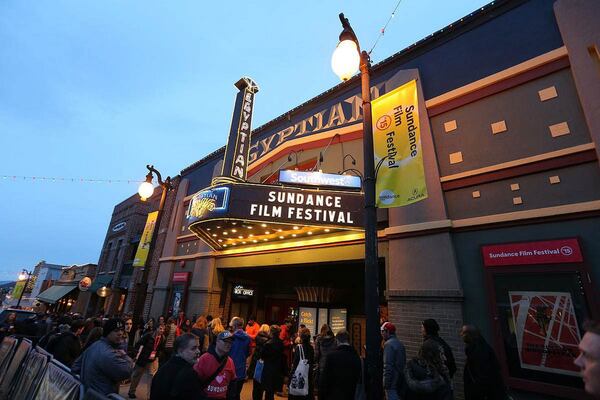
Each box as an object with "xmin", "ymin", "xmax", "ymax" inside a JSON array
[
  {"xmin": 421, "ymin": 319, "xmax": 457, "ymax": 378},
  {"xmin": 381, "ymin": 322, "xmax": 406, "ymax": 400},
  {"xmin": 192, "ymin": 331, "xmax": 237, "ymax": 399},
  {"xmin": 128, "ymin": 323, "xmax": 165, "ymax": 398},
  {"xmin": 46, "ymin": 319, "xmax": 85, "ymax": 368},
  {"xmin": 318, "ymin": 329, "xmax": 361, "ymax": 400},
  {"xmin": 461, "ymin": 325, "xmax": 506, "ymax": 400},
  {"xmin": 149, "ymin": 333, "xmax": 200, "ymax": 400},
  {"xmin": 245, "ymin": 316, "xmax": 260, "ymax": 354},
  {"xmin": 228, "ymin": 316, "xmax": 250, "ymax": 400},
  {"xmin": 72, "ymin": 318, "xmax": 133, "ymax": 395}
]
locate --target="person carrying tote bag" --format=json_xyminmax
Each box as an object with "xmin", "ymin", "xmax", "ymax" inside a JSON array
[{"xmin": 288, "ymin": 327, "xmax": 314, "ymax": 400}]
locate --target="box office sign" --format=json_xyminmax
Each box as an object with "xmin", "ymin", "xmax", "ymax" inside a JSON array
[
  {"xmin": 232, "ymin": 284, "xmax": 255, "ymax": 300},
  {"xmin": 482, "ymin": 238, "xmax": 583, "ymax": 267},
  {"xmin": 187, "ymin": 182, "xmax": 364, "ymax": 229}
]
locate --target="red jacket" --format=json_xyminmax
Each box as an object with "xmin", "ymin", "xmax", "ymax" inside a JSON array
[
  {"xmin": 193, "ymin": 351, "xmax": 236, "ymax": 398},
  {"xmin": 245, "ymin": 323, "xmax": 260, "ymax": 347}
]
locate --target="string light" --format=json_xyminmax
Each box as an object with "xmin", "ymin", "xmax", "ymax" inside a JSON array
[
  {"xmin": 369, "ymin": 0, "xmax": 404, "ymax": 56},
  {"xmin": 0, "ymin": 174, "xmax": 143, "ymax": 184}
]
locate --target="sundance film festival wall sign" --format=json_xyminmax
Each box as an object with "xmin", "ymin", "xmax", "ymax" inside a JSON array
[{"xmin": 187, "ymin": 182, "xmax": 364, "ymax": 229}]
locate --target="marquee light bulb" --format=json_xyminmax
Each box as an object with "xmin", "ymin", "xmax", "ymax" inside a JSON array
[
  {"xmin": 231, "ymin": 229, "xmax": 237, "ymax": 233},
  {"xmin": 293, "ymin": 226, "xmax": 299, "ymax": 230},
  {"xmin": 261, "ymin": 223, "xmax": 267, "ymax": 227}
]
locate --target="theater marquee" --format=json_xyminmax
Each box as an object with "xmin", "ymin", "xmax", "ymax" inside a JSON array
[{"xmin": 187, "ymin": 182, "xmax": 364, "ymax": 250}]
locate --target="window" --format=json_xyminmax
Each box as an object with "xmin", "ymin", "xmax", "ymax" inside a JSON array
[
  {"xmin": 111, "ymin": 239, "xmax": 123, "ymax": 271},
  {"xmin": 101, "ymin": 242, "xmax": 113, "ymax": 273}
]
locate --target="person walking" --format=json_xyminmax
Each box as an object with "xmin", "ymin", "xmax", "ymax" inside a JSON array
[
  {"xmin": 248, "ymin": 324, "xmax": 271, "ymax": 379},
  {"xmin": 288, "ymin": 327, "xmax": 315, "ymax": 400},
  {"xmin": 128, "ymin": 323, "xmax": 166, "ymax": 399},
  {"xmin": 314, "ymin": 324, "xmax": 336, "ymax": 387},
  {"xmin": 227, "ymin": 317, "xmax": 251, "ymax": 400},
  {"xmin": 46, "ymin": 319, "xmax": 85, "ymax": 368},
  {"xmin": 163, "ymin": 317, "xmax": 177, "ymax": 363},
  {"xmin": 150, "ymin": 333, "xmax": 200, "ymax": 400},
  {"xmin": 381, "ymin": 322, "xmax": 407, "ymax": 400},
  {"xmin": 421, "ymin": 319, "xmax": 456, "ymax": 379},
  {"xmin": 254, "ymin": 325, "xmax": 285, "ymax": 400},
  {"xmin": 72, "ymin": 318, "xmax": 133, "ymax": 395},
  {"xmin": 318, "ymin": 329, "xmax": 361, "ymax": 400},
  {"xmin": 461, "ymin": 325, "xmax": 505, "ymax": 400},
  {"xmin": 404, "ymin": 340, "xmax": 452, "ymax": 400},
  {"xmin": 192, "ymin": 331, "xmax": 237, "ymax": 399},
  {"xmin": 575, "ymin": 320, "xmax": 600, "ymax": 398},
  {"xmin": 191, "ymin": 315, "xmax": 210, "ymax": 354}
]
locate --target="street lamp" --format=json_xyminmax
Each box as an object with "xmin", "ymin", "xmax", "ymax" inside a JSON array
[
  {"xmin": 16, "ymin": 269, "xmax": 32, "ymax": 309},
  {"xmin": 133, "ymin": 165, "xmax": 172, "ymax": 326},
  {"xmin": 332, "ymin": 13, "xmax": 382, "ymax": 399}
]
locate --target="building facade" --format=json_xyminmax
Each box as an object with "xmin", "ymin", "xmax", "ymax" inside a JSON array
[{"xmin": 97, "ymin": 1, "xmax": 600, "ymax": 399}]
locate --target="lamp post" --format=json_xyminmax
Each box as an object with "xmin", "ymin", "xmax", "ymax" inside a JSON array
[
  {"xmin": 16, "ymin": 269, "xmax": 32, "ymax": 309},
  {"xmin": 332, "ymin": 13, "xmax": 382, "ymax": 399},
  {"xmin": 134, "ymin": 165, "xmax": 172, "ymax": 326}
]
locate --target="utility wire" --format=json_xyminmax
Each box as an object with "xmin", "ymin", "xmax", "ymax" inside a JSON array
[
  {"xmin": 1, "ymin": 175, "xmax": 142, "ymax": 184},
  {"xmin": 368, "ymin": 0, "xmax": 404, "ymax": 56}
]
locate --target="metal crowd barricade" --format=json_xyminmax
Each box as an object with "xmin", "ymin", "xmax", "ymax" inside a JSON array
[
  {"xmin": 6, "ymin": 344, "xmax": 50, "ymax": 400},
  {"xmin": 0, "ymin": 337, "xmax": 17, "ymax": 381},
  {"xmin": 0, "ymin": 337, "xmax": 32, "ymax": 400},
  {"xmin": 82, "ymin": 388, "xmax": 126, "ymax": 400},
  {"xmin": 32, "ymin": 358, "xmax": 83, "ymax": 400}
]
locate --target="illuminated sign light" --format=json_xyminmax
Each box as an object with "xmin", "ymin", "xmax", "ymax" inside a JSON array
[
  {"xmin": 112, "ymin": 222, "xmax": 126, "ymax": 232},
  {"xmin": 279, "ymin": 170, "xmax": 361, "ymax": 190},
  {"xmin": 187, "ymin": 187, "xmax": 230, "ymax": 219},
  {"xmin": 233, "ymin": 285, "xmax": 255, "ymax": 299}
]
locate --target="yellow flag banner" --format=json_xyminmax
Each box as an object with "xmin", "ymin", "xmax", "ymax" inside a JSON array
[
  {"xmin": 133, "ymin": 211, "xmax": 158, "ymax": 267},
  {"xmin": 372, "ymin": 79, "xmax": 428, "ymax": 208},
  {"xmin": 12, "ymin": 281, "xmax": 25, "ymax": 299}
]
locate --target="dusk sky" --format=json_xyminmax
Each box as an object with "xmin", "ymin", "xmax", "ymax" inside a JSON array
[{"xmin": 0, "ymin": 0, "xmax": 488, "ymax": 281}]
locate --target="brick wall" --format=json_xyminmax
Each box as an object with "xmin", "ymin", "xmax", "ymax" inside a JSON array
[{"xmin": 388, "ymin": 296, "xmax": 466, "ymax": 399}]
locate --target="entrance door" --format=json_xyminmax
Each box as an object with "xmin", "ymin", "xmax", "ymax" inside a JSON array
[
  {"xmin": 265, "ymin": 298, "xmax": 297, "ymax": 325},
  {"xmin": 230, "ymin": 301, "xmax": 251, "ymax": 323}
]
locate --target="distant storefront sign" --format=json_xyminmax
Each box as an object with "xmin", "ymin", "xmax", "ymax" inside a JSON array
[
  {"xmin": 279, "ymin": 170, "xmax": 361, "ymax": 190},
  {"xmin": 482, "ymin": 238, "xmax": 583, "ymax": 267},
  {"xmin": 111, "ymin": 221, "xmax": 127, "ymax": 232},
  {"xmin": 133, "ymin": 211, "xmax": 158, "ymax": 267},
  {"xmin": 172, "ymin": 272, "xmax": 190, "ymax": 283},
  {"xmin": 78, "ymin": 277, "xmax": 92, "ymax": 292},
  {"xmin": 187, "ymin": 187, "xmax": 230, "ymax": 219}
]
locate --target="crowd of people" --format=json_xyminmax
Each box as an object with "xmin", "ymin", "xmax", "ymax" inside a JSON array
[{"xmin": 1, "ymin": 309, "xmax": 598, "ymax": 400}]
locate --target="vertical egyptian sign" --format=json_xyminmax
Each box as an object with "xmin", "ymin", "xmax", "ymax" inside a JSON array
[
  {"xmin": 133, "ymin": 211, "xmax": 158, "ymax": 267},
  {"xmin": 372, "ymin": 79, "xmax": 428, "ymax": 207},
  {"xmin": 213, "ymin": 77, "xmax": 260, "ymax": 185}
]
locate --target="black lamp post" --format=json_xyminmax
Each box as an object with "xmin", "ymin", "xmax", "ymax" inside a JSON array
[
  {"xmin": 332, "ymin": 13, "xmax": 382, "ymax": 399},
  {"xmin": 16, "ymin": 269, "xmax": 32, "ymax": 309},
  {"xmin": 134, "ymin": 165, "xmax": 172, "ymax": 326}
]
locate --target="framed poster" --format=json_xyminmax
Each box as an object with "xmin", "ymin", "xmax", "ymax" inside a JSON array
[
  {"xmin": 329, "ymin": 308, "xmax": 347, "ymax": 334},
  {"xmin": 299, "ymin": 307, "xmax": 317, "ymax": 335}
]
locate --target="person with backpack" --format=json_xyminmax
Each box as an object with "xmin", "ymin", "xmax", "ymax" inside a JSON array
[
  {"xmin": 288, "ymin": 327, "xmax": 315, "ymax": 400},
  {"xmin": 404, "ymin": 340, "xmax": 452, "ymax": 400},
  {"xmin": 381, "ymin": 322, "xmax": 407, "ymax": 400},
  {"xmin": 46, "ymin": 319, "xmax": 85, "ymax": 367},
  {"xmin": 421, "ymin": 319, "xmax": 456, "ymax": 379}
]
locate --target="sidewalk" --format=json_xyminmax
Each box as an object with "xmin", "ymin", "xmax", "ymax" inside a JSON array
[{"xmin": 120, "ymin": 376, "xmax": 287, "ymax": 400}]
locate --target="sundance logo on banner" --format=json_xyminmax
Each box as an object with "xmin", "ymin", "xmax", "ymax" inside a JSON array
[{"xmin": 372, "ymin": 79, "xmax": 428, "ymax": 208}]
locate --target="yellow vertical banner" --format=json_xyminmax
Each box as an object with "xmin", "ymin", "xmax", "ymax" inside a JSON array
[
  {"xmin": 133, "ymin": 211, "xmax": 158, "ymax": 267},
  {"xmin": 12, "ymin": 281, "xmax": 25, "ymax": 299},
  {"xmin": 372, "ymin": 79, "xmax": 428, "ymax": 207}
]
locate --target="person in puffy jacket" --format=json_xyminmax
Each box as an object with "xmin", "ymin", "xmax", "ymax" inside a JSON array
[
  {"xmin": 404, "ymin": 340, "xmax": 452, "ymax": 400},
  {"xmin": 381, "ymin": 322, "xmax": 406, "ymax": 400},
  {"xmin": 314, "ymin": 324, "xmax": 336, "ymax": 385},
  {"xmin": 227, "ymin": 316, "xmax": 250, "ymax": 400}
]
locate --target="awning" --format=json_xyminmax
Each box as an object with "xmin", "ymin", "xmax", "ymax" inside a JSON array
[
  {"xmin": 90, "ymin": 275, "xmax": 113, "ymax": 292},
  {"xmin": 37, "ymin": 284, "xmax": 78, "ymax": 304}
]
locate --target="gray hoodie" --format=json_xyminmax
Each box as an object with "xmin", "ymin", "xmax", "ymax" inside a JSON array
[{"xmin": 72, "ymin": 337, "xmax": 133, "ymax": 395}]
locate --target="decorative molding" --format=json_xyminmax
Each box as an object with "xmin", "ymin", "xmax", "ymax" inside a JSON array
[
  {"xmin": 382, "ymin": 220, "xmax": 452, "ymax": 236},
  {"xmin": 444, "ymin": 120, "xmax": 457, "ymax": 133},
  {"xmin": 387, "ymin": 289, "xmax": 464, "ymax": 302},
  {"xmin": 440, "ymin": 143, "xmax": 596, "ymax": 182},
  {"xmin": 538, "ymin": 86, "xmax": 558, "ymax": 101},
  {"xmin": 426, "ymin": 47, "xmax": 568, "ymax": 113},
  {"xmin": 452, "ymin": 200, "xmax": 600, "ymax": 228},
  {"xmin": 449, "ymin": 151, "xmax": 463, "ymax": 164},
  {"xmin": 491, "ymin": 120, "xmax": 507, "ymax": 134},
  {"xmin": 549, "ymin": 122, "xmax": 571, "ymax": 137}
]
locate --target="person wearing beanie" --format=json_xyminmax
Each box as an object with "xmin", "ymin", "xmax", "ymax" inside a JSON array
[
  {"xmin": 421, "ymin": 318, "xmax": 457, "ymax": 379},
  {"xmin": 381, "ymin": 321, "xmax": 406, "ymax": 400},
  {"xmin": 46, "ymin": 319, "xmax": 85, "ymax": 368},
  {"xmin": 72, "ymin": 318, "xmax": 133, "ymax": 395}
]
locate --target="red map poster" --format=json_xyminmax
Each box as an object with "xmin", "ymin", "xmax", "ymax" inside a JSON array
[{"xmin": 509, "ymin": 291, "xmax": 581, "ymax": 376}]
